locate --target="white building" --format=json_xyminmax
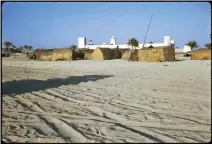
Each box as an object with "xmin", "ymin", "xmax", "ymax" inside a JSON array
[
  {"xmin": 175, "ymin": 45, "xmax": 191, "ymax": 53},
  {"xmin": 77, "ymin": 36, "xmax": 175, "ymax": 49},
  {"xmin": 110, "ymin": 36, "xmax": 116, "ymax": 45},
  {"xmin": 183, "ymin": 45, "xmax": 191, "ymax": 52},
  {"xmin": 78, "ymin": 37, "xmax": 87, "ymax": 48}
]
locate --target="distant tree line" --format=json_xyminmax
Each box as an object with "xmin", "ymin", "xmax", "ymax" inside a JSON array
[
  {"xmin": 185, "ymin": 41, "xmax": 211, "ymax": 51},
  {"xmin": 3, "ymin": 41, "xmax": 33, "ymax": 53}
]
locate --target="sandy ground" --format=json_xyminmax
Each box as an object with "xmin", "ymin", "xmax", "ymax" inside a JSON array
[{"xmin": 2, "ymin": 54, "xmax": 211, "ymax": 143}]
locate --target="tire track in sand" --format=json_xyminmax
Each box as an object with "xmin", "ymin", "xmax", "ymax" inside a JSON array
[
  {"xmin": 11, "ymin": 98, "xmax": 90, "ymax": 143},
  {"xmin": 85, "ymin": 106, "xmax": 210, "ymax": 142}
]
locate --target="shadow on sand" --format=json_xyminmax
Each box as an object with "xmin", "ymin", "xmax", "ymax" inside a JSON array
[{"xmin": 2, "ymin": 75, "xmax": 113, "ymax": 96}]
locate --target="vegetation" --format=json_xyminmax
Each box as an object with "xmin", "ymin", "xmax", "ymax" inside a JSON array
[
  {"xmin": 205, "ymin": 43, "xmax": 211, "ymax": 49},
  {"xmin": 11, "ymin": 44, "xmax": 16, "ymax": 49},
  {"xmin": 10, "ymin": 45, "xmax": 16, "ymax": 54},
  {"xmin": 3, "ymin": 41, "xmax": 34, "ymax": 58},
  {"xmin": 19, "ymin": 46, "xmax": 24, "ymax": 51},
  {"xmin": 13, "ymin": 49, "xmax": 22, "ymax": 53},
  {"xmin": 3, "ymin": 41, "xmax": 34, "ymax": 54},
  {"xmin": 148, "ymin": 45, "xmax": 154, "ymax": 48},
  {"xmin": 43, "ymin": 49, "xmax": 53, "ymax": 52},
  {"xmin": 185, "ymin": 41, "xmax": 199, "ymax": 51},
  {"xmin": 23, "ymin": 45, "xmax": 33, "ymax": 51},
  {"xmin": 183, "ymin": 53, "xmax": 192, "ymax": 57},
  {"xmin": 27, "ymin": 46, "xmax": 33, "ymax": 51},
  {"xmin": 4, "ymin": 41, "xmax": 13, "ymax": 51},
  {"xmin": 23, "ymin": 45, "xmax": 28, "ymax": 50},
  {"xmin": 127, "ymin": 38, "xmax": 139, "ymax": 49},
  {"xmin": 149, "ymin": 41, "xmax": 153, "ymax": 44},
  {"xmin": 70, "ymin": 45, "xmax": 77, "ymax": 49}
]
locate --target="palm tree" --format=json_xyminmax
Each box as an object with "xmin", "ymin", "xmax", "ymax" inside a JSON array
[
  {"xmin": 205, "ymin": 43, "xmax": 211, "ymax": 49},
  {"xmin": 89, "ymin": 40, "xmax": 92, "ymax": 45},
  {"xmin": 11, "ymin": 44, "xmax": 16, "ymax": 52},
  {"xmin": 4, "ymin": 41, "xmax": 12, "ymax": 51},
  {"xmin": 185, "ymin": 41, "xmax": 199, "ymax": 51},
  {"xmin": 127, "ymin": 38, "xmax": 139, "ymax": 49},
  {"xmin": 11, "ymin": 44, "xmax": 16, "ymax": 48}
]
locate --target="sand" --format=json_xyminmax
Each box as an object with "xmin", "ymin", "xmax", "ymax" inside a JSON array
[{"xmin": 2, "ymin": 54, "xmax": 211, "ymax": 143}]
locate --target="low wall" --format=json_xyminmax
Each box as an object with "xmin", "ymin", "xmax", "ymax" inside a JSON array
[{"xmin": 81, "ymin": 43, "xmax": 170, "ymax": 49}]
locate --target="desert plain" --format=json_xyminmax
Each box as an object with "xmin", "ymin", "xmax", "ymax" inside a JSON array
[{"xmin": 1, "ymin": 54, "xmax": 211, "ymax": 143}]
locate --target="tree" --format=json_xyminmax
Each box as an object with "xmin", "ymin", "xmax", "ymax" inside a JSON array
[
  {"xmin": 23, "ymin": 45, "xmax": 28, "ymax": 50},
  {"xmin": 11, "ymin": 44, "xmax": 16, "ymax": 53},
  {"xmin": 19, "ymin": 46, "xmax": 24, "ymax": 50},
  {"xmin": 127, "ymin": 38, "xmax": 139, "ymax": 49},
  {"xmin": 27, "ymin": 46, "xmax": 33, "ymax": 51},
  {"xmin": 70, "ymin": 45, "xmax": 77, "ymax": 50},
  {"xmin": 185, "ymin": 41, "xmax": 199, "ymax": 51},
  {"xmin": 4, "ymin": 41, "xmax": 12, "ymax": 51},
  {"xmin": 149, "ymin": 41, "xmax": 153, "ymax": 44},
  {"xmin": 11, "ymin": 44, "xmax": 16, "ymax": 49},
  {"xmin": 205, "ymin": 43, "xmax": 211, "ymax": 49}
]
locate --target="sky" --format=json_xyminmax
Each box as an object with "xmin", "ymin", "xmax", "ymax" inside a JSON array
[{"xmin": 2, "ymin": 2, "xmax": 211, "ymax": 48}]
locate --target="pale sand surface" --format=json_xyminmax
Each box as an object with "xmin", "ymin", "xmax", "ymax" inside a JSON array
[{"xmin": 2, "ymin": 54, "xmax": 211, "ymax": 143}]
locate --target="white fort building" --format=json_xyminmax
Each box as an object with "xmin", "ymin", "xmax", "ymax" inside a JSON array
[
  {"xmin": 78, "ymin": 36, "xmax": 175, "ymax": 49},
  {"xmin": 78, "ymin": 36, "xmax": 191, "ymax": 53}
]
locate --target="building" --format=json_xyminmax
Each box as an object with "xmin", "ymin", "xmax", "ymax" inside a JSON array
[
  {"xmin": 77, "ymin": 36, "xmax": 175, "ymax": 49},
  {"xmin": 175, "ymin": 46, "xmax": 191, "ymax": 53},
  {"xmin": 183, "ymin": 45, "xmax": 192, "ymax": 52},
  {"xmin": 78, "ymin": 37, "xmax": 87, "ymax": 48}
]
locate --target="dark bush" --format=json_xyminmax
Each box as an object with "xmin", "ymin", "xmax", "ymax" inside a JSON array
[
  {"xmin": 183, "ymin": 53, "xmax": 192, "ymax": 57},
  {"xmin": 148, "ymin": 45, "xmax": 154, "ymax": 48}
]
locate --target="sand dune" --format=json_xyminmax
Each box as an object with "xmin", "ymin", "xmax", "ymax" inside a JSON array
[{"xmin": 2, "ymin": 55, "xmax": 211, "ymax": 143}]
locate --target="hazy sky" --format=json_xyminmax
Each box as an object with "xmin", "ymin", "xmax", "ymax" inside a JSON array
[{"xmin": 2, "ymin": 2, "xmax": 211, "ymax": 48}]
